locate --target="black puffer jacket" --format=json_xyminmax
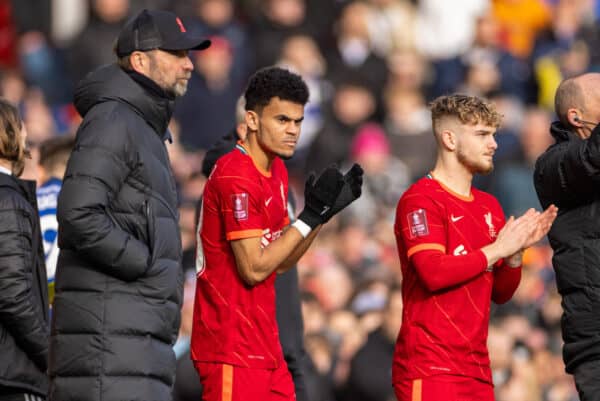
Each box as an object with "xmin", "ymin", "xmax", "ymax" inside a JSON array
[
  {"xmin": 0, "ymin": 173, "xmax": 48, "ymax": 396},
  {"xmin": 49, "ymin": 64, "xmax": 183, "ymax": 401},
  {"xmin": 534, "ymin": 121, "xmax": 600, "ymax": 373}
]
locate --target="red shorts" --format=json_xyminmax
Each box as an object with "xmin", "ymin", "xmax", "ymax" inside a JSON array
[
  {"xmin": 393, "ymin": 376, "xmax": 494, "ymax": 401},
  {"xmin": 194, "ymin": 361, "xmax": 295, "ymax": 401}
]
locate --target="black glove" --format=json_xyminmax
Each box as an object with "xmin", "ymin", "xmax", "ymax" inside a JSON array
[
  {"xmin": 322, "ymin": 163, "xmax": 364, "ymax": 223},
  {"xmin": 298, "ymin": 165, "xmax": 345, "ymax": 229}
]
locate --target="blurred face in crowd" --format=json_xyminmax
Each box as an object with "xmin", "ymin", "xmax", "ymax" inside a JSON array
[
  {"xmin": 333, "ymin": 84, "xmax": 375, "ymax": 126},
  {"xmin": 265, "ymin": 0, "xmax": 305, "ymax": 27},
  {"xmin": 194, "ymin": 37, "xmax": 233, "ymax": 83},
  {"xmin": 519, "ymin": 108, "xmax": 553, "ymax": 163},
  {"xmin": 475, "ymin": 13, "xmax": 500, "ymax": 47},
  {"xmin": 197, "ymin": 0, "xmax": 233, "ymax": 27},
  {"xmin": 94, "ymin": 0, "xmax": 129, "ymax": 23},
  {"xmin": 279, "ymin": 35, "xmax": 325, "ymax": 77},
  {"xmin": 138, "ymin": 49, "xmax": 194, "ymax": 97},
  {"xmin": 338, "ymin": 1, "xmax": 370, "ymax": 40},
  {"xmin": 246, "ymin": 97, "xmax": 304, "ymax": 160}
]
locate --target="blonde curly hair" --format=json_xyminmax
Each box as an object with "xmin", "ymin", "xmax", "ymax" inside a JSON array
[{"xmin": 430, "ymin": 94, "xmax": 502, "ymax": 134}]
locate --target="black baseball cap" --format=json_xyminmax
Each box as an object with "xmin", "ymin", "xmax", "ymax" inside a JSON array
[{"xmin": 116, "ymin": 9, "xmax": 211, "ymax": 57}]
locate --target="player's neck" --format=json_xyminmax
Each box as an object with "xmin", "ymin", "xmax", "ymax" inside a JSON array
[
  {"xmin": 431, "ymin": 159, "xmax": 473, "ymax": 197},
  {"xmin": 241, "ymin": 137, "xmax": 273, "ymax": 174},
  {"xmin": 0, "ymin": 158, "xmax": 12, "ymax": 175}
]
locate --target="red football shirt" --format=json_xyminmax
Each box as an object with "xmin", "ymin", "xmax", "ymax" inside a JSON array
[
  {"xmin": 393, "ymin": 175, "xmax": 521, "ymax": 385},
  {"xmin": 191, "ymin": 143, "xmax": 290, "ymax": 369}
]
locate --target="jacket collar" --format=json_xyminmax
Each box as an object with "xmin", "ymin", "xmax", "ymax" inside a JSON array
[
  {"xmin": 74, "ymin": 64, "xmax": 174, "ymax": 141},
  {"xmin": 550, "ymin": 121, "xmax": 580, "ymax": 143},
  {"xmin": 0, "ymin": 173, "xmax": 38, "ymax": 205}
]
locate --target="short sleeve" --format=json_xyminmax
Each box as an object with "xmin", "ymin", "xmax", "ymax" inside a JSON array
[
  {"xmin": 217, "ymin": 176, "xmax": 266, "ymax": 241},
  {"xmin": 395, "ymin": 192, "xmax": 447, "ymax": 258}
]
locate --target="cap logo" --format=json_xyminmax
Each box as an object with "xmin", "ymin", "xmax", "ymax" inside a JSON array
[{"xmin": 176, "ymin": 17, "xmax": 186, "ymax": 33}]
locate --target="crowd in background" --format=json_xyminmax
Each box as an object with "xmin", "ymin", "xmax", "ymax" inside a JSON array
[{"xmin": 0, "ymin": 0, "xmax": 593, "ymax": 400}]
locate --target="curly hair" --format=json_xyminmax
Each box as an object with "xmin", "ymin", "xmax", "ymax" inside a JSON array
[
  {"xmin": 0, "ymin": 98, "xmax": 27, "ymax": 177},
  {"xmin": 244, "ymin": 66, "xmax": 309, "ymax": 112},
  {"xmin": 429, "ymin": 94, "xmax": 502, "ymax": 133}
]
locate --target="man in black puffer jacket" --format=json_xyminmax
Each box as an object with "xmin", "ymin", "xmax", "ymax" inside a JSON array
[
  {"xmin": 0, "ymin": 99, "xmax": 48, "ymax": 401},
  {"xmin": 534, "ymin": 72, "xmax": 600, "ymax": 401},
  {"xmin": 49, "ymin": 10, "xmax": 210, "ymax": 401}
]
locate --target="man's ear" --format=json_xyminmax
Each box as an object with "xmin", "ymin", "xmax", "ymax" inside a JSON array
[
  {"xmin": 567, "ymin": 108, "xmax": 584, "ymax": 128},
  {"xmin": 129, "ymin": 51, "xmax": 148, "ymax": 74},
  {"xmin": 441, "ymin": 129, "xmax": 456, "ymax": 151},
  {"xmin": 245, "ymin": 110, "xmax": 259, "ymax": 131}
]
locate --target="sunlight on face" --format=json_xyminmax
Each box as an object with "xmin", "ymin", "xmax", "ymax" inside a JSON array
[
  {"xmin": 146, "ymin": 49, "xmax": 194, "ymax": 98},
  {"xmin": 455, "ymin": 123, "xmax": 498, "ymax": 175},
  {"xmin": 255, "ymin": 97, "xmax": 304, "ymax": 160}
]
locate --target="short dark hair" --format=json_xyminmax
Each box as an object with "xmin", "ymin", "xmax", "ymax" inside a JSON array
[
  {"xmin": 38, "ymin": 135, "xmax": 75, "ymax": 173},
  {"xmin": 244, "ymin": 67, "xmax": 309, "ymax": 112}
]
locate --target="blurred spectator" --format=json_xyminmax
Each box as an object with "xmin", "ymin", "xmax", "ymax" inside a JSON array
[
  {"xmin": 50, "ymin": 0, "xmax": 89, "ymax": 45},
  {"xmin": 277, "ymin": 33, "xmax": 331, "ymax": 177},
  {"xmin": 306, "ymin": 76, "xmax": 376, "ymax": 174},
  {"xmin": 21, "ymin": 89, "xmax": 57, "ymax": 144},
  {"xmin": 174, "ymin": 35, "xmax": 244, "ymax": 151},
  {"xmin": 303, "ymin": 332, "xmax": 337, "ymax": 401},
  {"xmin": 492, "ymin": 0, "xmax": 552, "ymax": 58},
  {"xmin": 18, "ymin": 31, "xmax": 72, "ymax": 105},
  {"xmin": 488, "ymin": 107, "xmax": 552, "ymax": 217},
  {"xmin": 531, "ymin": 0, "xmax": 590, "ymax": 109},
  {"xmin": 0, "ymin": 1, "xmax": 19, "ymax": 67},
  {"xmin": 531, "ymin": 0, "xmax": 583, "ymax": 63},
  {"xmin": 36, "ymin": 135, "xmax": 75, "ymax": 306},
  {"xmin": 383, "ymin": 86, "xmax": 435, "ymax": 180},
  {"xmin": 414, "ymin": 0, "xmax": 489, "ymax": 60},
  {"xmin": 9, "ymin": 0, "xmax": 51, "ymax": 36},
  {"xmin": 250, "ymin": 0, "xmax": 312, "ymax": 69},
  {"xmin": 366, "ymin": 0, "xmax": 416, "ymax": 57},
  {"xmin": 185, "ymin": 0, "xmax": 253, "ymax": 80},
  {"xmin": 172, "ymin": 272, "xmax": 202, "ymax": 401},
  {"xmin": 342, "ymin": 122, "xmax": 410, "ymax": 226},
  {"xmin": 344, "ymin": 288, "xmax": 402, "ymax": 401},
  {"xmin": 66, "ymin": 0, "xmax": 131, "ymax": 85},
  {"xmin": 437, "ymin": 12, "xmax": 535, "ymax": 102},
  {"xmin": 327, "ymin": 309, "xmax": 366, "ymax": 389},
  {"xmin": 387, "ymin": 49, "xmax": 429, "ymax": 93},
  {"xmin": 326, "ymin": 1, "xmax": 388, "ymax": 97},
  {"xmin": 534, "ymin": 39, "xmax": 589, "ymax": 110},
  {"xmin": 0, "ymin": 69, "xmax": 26, "ymax": 105},
  {"xmin": 304, "ymin": 260, "xmax": 354, "ymax": 313}
]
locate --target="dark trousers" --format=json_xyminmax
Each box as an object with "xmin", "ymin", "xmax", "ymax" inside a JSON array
[{"xmin": 574, "ymin": 360, "xmax": 600, "ymax": 401}]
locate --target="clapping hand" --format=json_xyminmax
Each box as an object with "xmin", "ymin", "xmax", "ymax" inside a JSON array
[
  {"xmin": 297, "ymin": 165, "xmax": 346, "ymax": 229},
  {"xmin": 322, "ymin": 163, "xmax": 364, "ymax": 223}
]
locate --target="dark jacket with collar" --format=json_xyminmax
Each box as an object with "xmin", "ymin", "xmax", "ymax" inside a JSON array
[
  {"xmin": 49, "ymin": 64, "xmax": 183, "ymax": 401},
  {"xmin": 0, "ymin": 172, "xmax": 48, "ymax": 396},
  {"xmin": 534, "ymin": 121, "xmax": 600, "ymax": 373}
]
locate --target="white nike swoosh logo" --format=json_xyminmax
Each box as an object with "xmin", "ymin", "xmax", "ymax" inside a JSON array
[
  {"xmin": 320, "ymin": 206, "xmax": 330, "ymax": 216},
  {"xmin": 451, "ymin": 215, "xmax": 463, "ymax": 223},
  {"xmin": 265, "ymin": 197, "xmax": 272, "ymax": 206}
]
